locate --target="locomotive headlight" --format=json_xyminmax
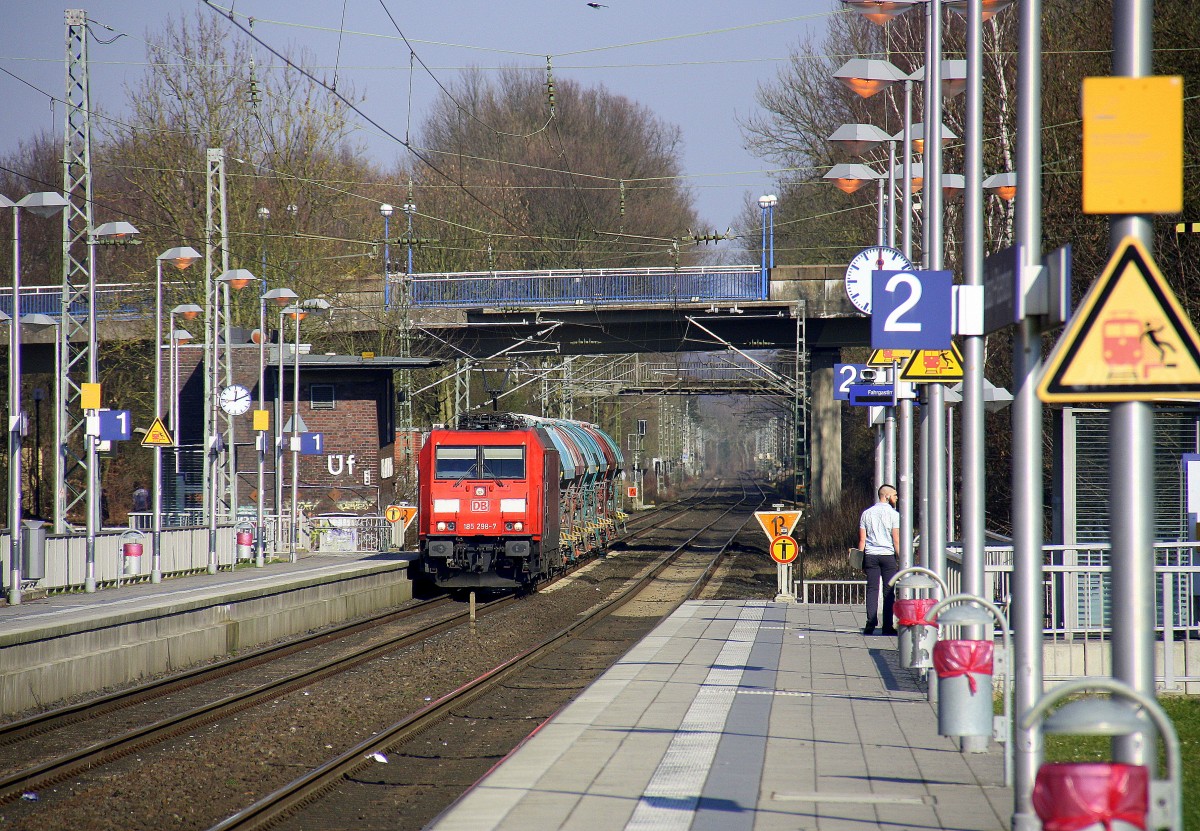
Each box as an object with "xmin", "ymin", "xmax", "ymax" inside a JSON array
[
  {"xmin": 447, "ymin": 521, "xmax": 456, "ymax": 531},
  {"xmin": 436, "ymin": 521, "xmax": 447, "ymax": 531},
  {"xmin": 505, "ymin": 522, "xmax": 514, "ymax": 531},
  {"xmin": 474, "ymin": 485, "xmax": 487, "ymax": 497},
  {"xmin": 514, "ymin": 521, "xmax": 524, "ymax": 531}
]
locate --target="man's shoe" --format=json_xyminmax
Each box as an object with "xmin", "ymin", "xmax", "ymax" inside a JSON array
[
  {"xmin": 862, "ymin": 626, "xmax": 876, "ymax": 635},
  {"xmin": 881, "ymin": 627, "xmax": 898, "ymax": 636}
]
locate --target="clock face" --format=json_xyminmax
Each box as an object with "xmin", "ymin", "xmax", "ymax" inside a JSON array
[
  {"xmin": 844, "ymin": 246, "xmax": 913, "ymax": 314},
  {"xmin": 219, "ymin": 384, "xmax": 252, "ymax": 416}
]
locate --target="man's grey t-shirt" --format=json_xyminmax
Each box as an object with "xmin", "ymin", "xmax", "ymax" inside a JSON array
[{"xmin": 859, "ymin": 501, "xmax": 899, "ymax": 556}]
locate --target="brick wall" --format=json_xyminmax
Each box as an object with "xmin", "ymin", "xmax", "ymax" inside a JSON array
[{"xmin": 172, "ymin": 343, "xmax": 396, "ymax": 515}]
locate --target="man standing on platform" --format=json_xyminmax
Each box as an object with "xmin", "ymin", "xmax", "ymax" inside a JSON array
[{"xmin": 857, "ymin": 484, "xmax": 900, "ymax": 635}]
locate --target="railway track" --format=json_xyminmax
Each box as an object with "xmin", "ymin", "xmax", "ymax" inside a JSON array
[
  {"xmin": 0, "ymin": 478, "xmax": 747, "ymax": 821},
  {"xmin": 210, "ymin": 478, "xmax": 765, "ymax": 831}
]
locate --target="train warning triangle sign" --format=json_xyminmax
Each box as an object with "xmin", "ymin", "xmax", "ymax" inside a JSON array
[
  {"xmin": 1039, "ymin": 236, "xmax": 1200, "ymax": 403},
  {"xmin": 900, "ymin": 343, "xmax": 965, "ymax": 383},
  {"xmin": 867, "ymin": 348, "xmax": 914, "ymax": 367},
  {"xmin": 141, "ymin": 417, "xmax": 175, "ymax": 447}
]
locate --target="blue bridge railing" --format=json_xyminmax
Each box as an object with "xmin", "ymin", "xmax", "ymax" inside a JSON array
[
  {"xmin": 1, "ymin": 265, "xmax": 767, "ymax": 319},
  {"xmin": 398, "ymin": 265, "xmax": 765, "ymax": 308}
]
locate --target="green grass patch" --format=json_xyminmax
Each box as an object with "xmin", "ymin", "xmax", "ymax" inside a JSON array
[{"xmin": 1043, "ymin": 695, "xmax": 1199, "ymax": 830}]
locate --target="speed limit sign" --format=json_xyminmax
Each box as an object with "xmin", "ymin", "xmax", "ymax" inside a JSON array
[{"xmin": 769, "ymin": 535, "xmax": 799, "ymax": 565}]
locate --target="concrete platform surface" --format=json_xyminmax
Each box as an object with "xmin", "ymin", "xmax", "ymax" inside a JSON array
[
  {"xmin": 0, "ymin": 552, "xmax": 414, "ymax": 716},
  {"xmin": 430, "ymin": 600, "xmax": 1011, "ymax": 831}
]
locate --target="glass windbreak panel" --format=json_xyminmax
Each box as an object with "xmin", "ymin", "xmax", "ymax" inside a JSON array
[
  {"xmin": 482, "ymin": 446, "xmax": 525, "ymax": 479},
  {"xmin": 435, "ymin": 446, "xmax": 479, "ymax": 479}
]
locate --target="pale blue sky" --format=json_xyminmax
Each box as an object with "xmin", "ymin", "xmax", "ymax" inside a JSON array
[{"xmin": 0, "ymin": 1, "xmax": 834, "ymax": 232}]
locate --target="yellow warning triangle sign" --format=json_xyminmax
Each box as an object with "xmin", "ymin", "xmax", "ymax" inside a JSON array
[
  {"xmin": 754, "ymin": 510, "xmax": 802, "ymax": 540},
  {"xmin": 141, "ymin": 417, "xmax": 175, "ymax": 447},
  {"xmin": 867, "ymin": 348, "xmax": 914, "ymax": 367},
  {"xmin": 900, "ymin": 343, "xmax": 965, "ymax": 383},
  {"xmin": 1039, "ymin": 237, "xmax": 1200, "ymax": 403}
]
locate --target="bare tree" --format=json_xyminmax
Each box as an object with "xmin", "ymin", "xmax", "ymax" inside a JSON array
[{"xmin": 403, "ymin": 68, "xmax": 698, "ymax": 272}]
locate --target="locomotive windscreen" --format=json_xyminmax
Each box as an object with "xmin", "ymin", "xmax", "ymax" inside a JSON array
[
  {"xmin": 435, "ymin": 447, "xmax": 477, "ymax": 478},
  {"xmin": 435, "ymin": 445, "xmax": 526, "ymax": 479}
]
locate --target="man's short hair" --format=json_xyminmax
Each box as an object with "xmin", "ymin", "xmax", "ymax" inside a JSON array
[{"xmin": 878, "ymin": 484, "xmax": 896, "ymax": 499}]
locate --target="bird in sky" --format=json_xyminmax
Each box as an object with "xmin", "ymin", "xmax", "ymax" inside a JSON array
[{"xmin": 586, "ymin": 2, "xmax": 608, "ymax": 7}]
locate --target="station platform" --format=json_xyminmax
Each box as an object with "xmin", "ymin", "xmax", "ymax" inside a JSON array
[
  {"xmin": 430, "ymin": 600, "xmax": 1011, "ymax": 831},
  {"xmin": 0, "ymin": 552, "xmax": 413, "ymax": 717}
]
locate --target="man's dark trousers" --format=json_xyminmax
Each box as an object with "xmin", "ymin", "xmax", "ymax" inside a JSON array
[{"xmin": 863, "ymin": 552, "xmax": 899, "ymax": 631}]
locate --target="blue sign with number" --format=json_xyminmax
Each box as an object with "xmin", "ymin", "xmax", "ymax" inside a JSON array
[
  {"xmin": 97, "ymin": 409, "xmax": 132, "ymax": 441},
  {"xmin": 871, "ymin": 269, "xmax": 953, "ymax": 350},
  {"xmin": 848, "ymin": 384, "xmax": 895, "ymax": 406},
  {"xmin": 834, "ymin": 363, "xmax": 870, "ymax": 401},
  {"xmin": 299, "ymin": 432, "xmax": 324, "ymax": 456}
]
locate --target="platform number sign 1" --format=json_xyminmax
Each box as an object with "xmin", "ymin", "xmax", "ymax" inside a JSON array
[
  {"xmin": 97, "ymin": 409, "xmax": 132, "ymax": 442},
  {"xmin": 871, "ymin": 270, "xmax": 953, "ymax": 350},
  {"xmin": 299, "ymin": 432, "xmax": 324, "ymax": 456}
]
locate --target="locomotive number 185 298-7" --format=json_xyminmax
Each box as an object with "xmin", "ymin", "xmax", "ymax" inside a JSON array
[{"xmin": 460, "ymin": 522, "xmax": 497, "ymax": 532}]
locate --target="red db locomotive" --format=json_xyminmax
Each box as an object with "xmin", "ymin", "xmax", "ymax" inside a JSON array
[{"xmin": 417, "ymin": 412, "xmax": 625, "ymax": 589}]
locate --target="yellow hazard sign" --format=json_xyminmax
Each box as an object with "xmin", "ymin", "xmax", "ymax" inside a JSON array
[
  {"xmin": 140, "ymin": 417, "xmax": 175, "ymax": 447},
  {"xmin": 867, "ymin": 348, "xmax": 914, "ymax": 367},
  {"xmin": 900, "ymin": 343, "xmax": 965, "ymax": 383},
  {"xmin": 1039, "ymin": 237, "xmax": 1200, "ymax": 403},
  {"xmin": 769, "ymin": 534, "xmax": 799, "ymax": 565},
  {"xmin": 754, "ymin": 510, "xmax": 802, "ymax": 540}
]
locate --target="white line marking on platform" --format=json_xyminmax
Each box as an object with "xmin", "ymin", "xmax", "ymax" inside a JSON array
[{"xmin": 625, "ymin": 604, "xmax": 765, "ymax": 831}]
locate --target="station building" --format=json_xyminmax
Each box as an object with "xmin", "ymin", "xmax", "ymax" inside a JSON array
[{"xmin": 170, "ymin": 339, "xmax": 438, "ymax": 518}]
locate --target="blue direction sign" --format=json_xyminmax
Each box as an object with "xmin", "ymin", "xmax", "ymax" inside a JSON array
[
  {"xmin": 834, "ymin": 363, "xmax": 879, "ymax": 401},
  {"xmin": 97, "ymin": 409, "xmax": 132, "ymax": 441},
  {"xmin": 299, "ymin": 432, "xmax": 324, "ymax": 456},
  {"xmin": 871, "ymin": 269, "xmax": 953, "ymax": 350},
  {"xmin": 848, "ymin": 384, "xmax": 894, "ymax": 406}
]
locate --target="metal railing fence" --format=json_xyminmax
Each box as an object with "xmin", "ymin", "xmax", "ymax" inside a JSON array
[
  {"xmin": 402, "ymin": 265, "xmax": 763, "ymax": 308},
  {"xmin": 798, "ymin": 541, "xmax": 1200, "ymax": 689}
]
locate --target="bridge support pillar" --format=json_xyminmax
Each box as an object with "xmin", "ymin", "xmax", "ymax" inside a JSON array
[{"xmin": 810, "ymin": 350, "xmax": 841, "ymax": 507}]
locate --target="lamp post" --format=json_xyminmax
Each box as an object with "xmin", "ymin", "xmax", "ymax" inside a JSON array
[
  {"xmin": 402, "ymin": 201, "xmax": 416, "ymax": 275},
  {"xmin": 168, "ymin": 305, "xmax": 202, "ymax": 432},
  {"xmin": 380, "ymin": 203, "xmax": 394, "ymax": 307},
  {"xmin": 282, "ymin": 299, "xmax": 331, "ymax": 562},
  {"xmin": 3, "ymin": 192, "xmax": 67, "ymax": 604},
  {"xmin": 259, "ymin": 287, "xmax": 296, "ymax": 564},
  {"xmin": 155, "ymin": 248, "xmax": 201, "ymax": 583},
  {"xmin": 756, "ymin": 194, "xmax": 777, "ymax": 298},
  {"xmin": 81, "ymin": 220, "xmax": 140, "ymax": 588}
]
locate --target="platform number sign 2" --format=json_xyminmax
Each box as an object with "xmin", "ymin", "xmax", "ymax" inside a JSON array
[
  {"xmin": 871, "ymin": 270, "xmax": 953, "ymax": 350},
  {"xmin": 833, "ymin": 364, "xmax": 870, "ymax": 401}
]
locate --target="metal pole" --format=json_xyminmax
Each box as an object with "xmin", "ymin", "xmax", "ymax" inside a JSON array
[
  {"xmin": 885, "ymin": 405, "xmax": 896, "ymax": 485},
  {"xmin": 383, "ymin": 211, "xmax": 390, "ymax": 308},
  {"xmin": 887, "ymin": 138, "xmax": 897, "ymax": 250},
  {"xmin": 769, "ymin": 202, "xmax": 775, "ymax": 269},
  {"xmin": 1012, "ymin": 0, "xmax": 1045, "ymax": 822},
  {"xmin": 901, "ymin": 79, "xmax": 914, "ymax": 261},
  {"xmin": 760, "ymin": 203, "xmax": 768, "ymax": 286},
  {"xmin": 961, "ymin": 0, "xmax": 989, "ymax": 754},
  {"xmin": 1110, "ymin": 0, "xmax": 1156, "ymax": 773},
  {"xmin": 85, "ymin": 232, "xmax": 98, "ymax": 589},
  {"xmin": 876, "ymin": 179, "xmax": 886, "ymax": 247},
  {"xmin": 152, "ymin": 259, "xmax": 163, "ymax": 583},
  {"xmin": 255, "ymin": 293, "xmax": 266, "ymax": 568},
  {"xmin": 962, "ymin": 0, "xmax": 986, "ymax": 602},
  {"xmin": 8, "ymin": 205, "xmax": 23, "ymax": 604},
  {"xmin": 898, "ymin": 397, "xmax": 914, "ymax": 571},
  {"xmin": 289, "ymin": 311, "xmax": 301, "ymax": 563},
  {"xmin": 275, "ymin": 307, "xmax": 286, "ymax": 531}
]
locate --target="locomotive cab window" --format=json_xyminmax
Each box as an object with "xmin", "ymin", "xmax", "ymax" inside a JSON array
[
  {"xmin": 482, "ymin": 446, "xmax": 525, "ymax": 479},
  {"xmin": 435, "ymin": 447, "xmax": 478, "ymax": 479}
]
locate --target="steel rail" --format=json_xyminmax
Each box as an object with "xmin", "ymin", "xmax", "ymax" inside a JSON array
[{"xmin": 208, "ymin": 479, "xmax": 764, "ymax": 831}]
